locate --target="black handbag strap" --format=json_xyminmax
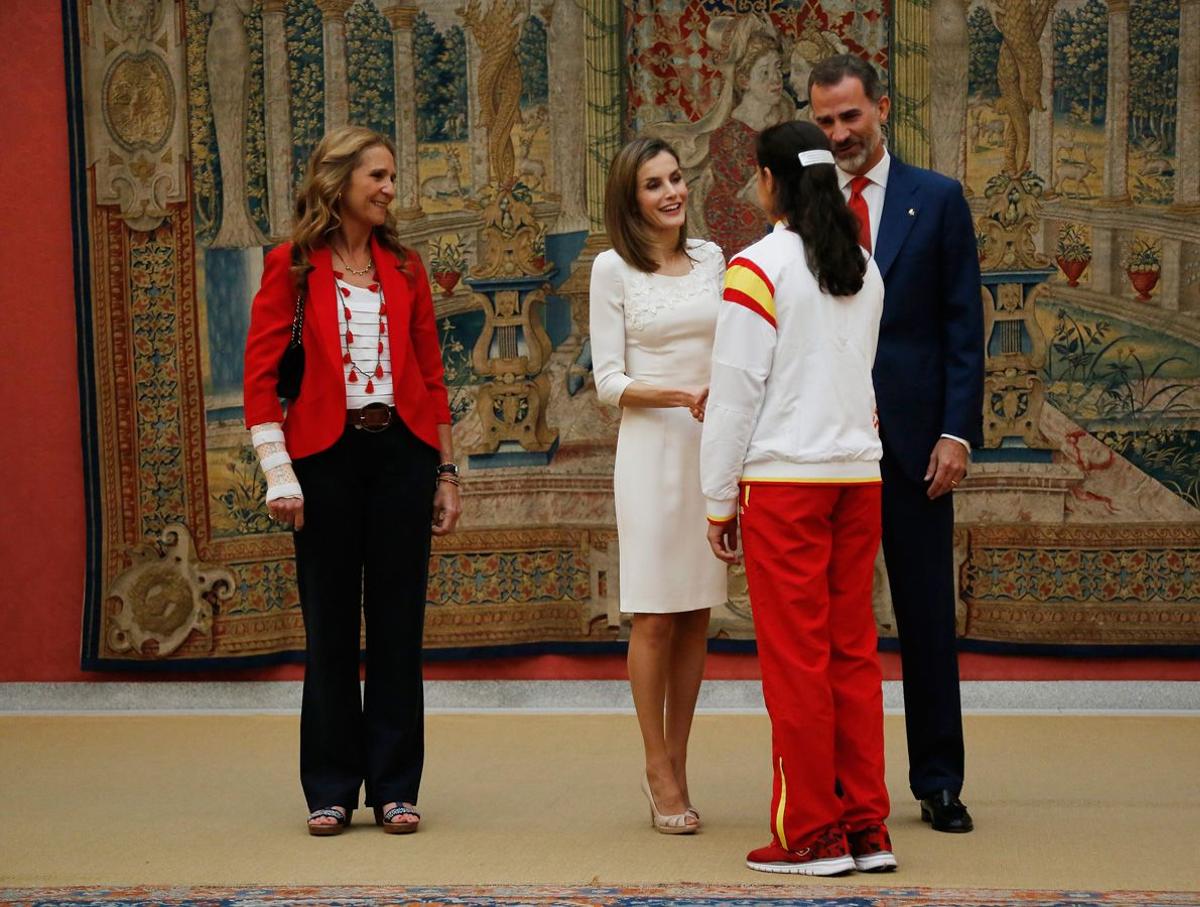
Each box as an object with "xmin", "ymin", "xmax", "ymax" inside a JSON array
[{"xmin": 288, "ymin": 291, "xmax": 305, "ymax": 345}]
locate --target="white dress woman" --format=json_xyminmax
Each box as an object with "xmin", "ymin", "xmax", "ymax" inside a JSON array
[
  {"xmin": 592, "ymin": 238, "xmax": 729, "ymax": 612},
  {"xmin": 589, "ymin": 137, "xmax": 728, "ymax": 835}
]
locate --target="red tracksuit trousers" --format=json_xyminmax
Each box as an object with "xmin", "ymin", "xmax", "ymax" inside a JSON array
[{"xmin": 739, "ymin": 482, "xmax": 890, "ymax": 849}]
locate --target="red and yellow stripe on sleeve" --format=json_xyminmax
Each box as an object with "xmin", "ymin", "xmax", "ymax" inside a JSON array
[{"xmin": 724, "ymin": 257, "xmax": 777, "ymax": 329}]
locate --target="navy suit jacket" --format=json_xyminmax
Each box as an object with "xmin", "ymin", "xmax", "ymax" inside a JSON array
[{"xmin": 872, "ymin": 155, "xmax": 984, "ymax": 484}]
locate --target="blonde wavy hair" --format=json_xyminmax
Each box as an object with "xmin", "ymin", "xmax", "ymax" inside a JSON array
[{"xmin": 290, "ymin": 126, "xmax": 409, "ymax": 285}]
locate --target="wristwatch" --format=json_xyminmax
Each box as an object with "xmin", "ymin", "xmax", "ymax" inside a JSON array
[{"xmin": 436, "ymin": 462, "xmax": 459, "ymax": 477}]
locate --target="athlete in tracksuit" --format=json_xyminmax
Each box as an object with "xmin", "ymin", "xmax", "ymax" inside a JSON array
[{"xmin": 700, "ymin": 120, "xmax": 894, "ymax": 876}]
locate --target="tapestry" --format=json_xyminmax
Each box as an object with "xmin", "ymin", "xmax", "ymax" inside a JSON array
[
  {"xmin": 66, "ymin": 0, "xmax": 1198, "ymax": 669},
  {"xmin": 4, "ymin": 885, "xmax": 1198, "ymax": 906}
]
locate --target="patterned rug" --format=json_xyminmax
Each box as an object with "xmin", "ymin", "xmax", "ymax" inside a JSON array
[{"xmin": 2, "ymin": 885, "xmax": 1195, "ymax": 906}]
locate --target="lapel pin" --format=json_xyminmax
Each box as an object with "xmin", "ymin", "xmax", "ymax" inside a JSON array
[{"xmin": 908, "ymin": 208, "xmax": 916, "ymax": 217}]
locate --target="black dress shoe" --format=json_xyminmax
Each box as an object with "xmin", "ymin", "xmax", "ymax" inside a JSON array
[{"xmin": 920, "ymin": 791, "xmax": 974, "ymax": 833}]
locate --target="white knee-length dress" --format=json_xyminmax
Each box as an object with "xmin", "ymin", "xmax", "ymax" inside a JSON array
[{"xmin": 589, "ymin": 239, "xmax": 730, "ymax": 613}]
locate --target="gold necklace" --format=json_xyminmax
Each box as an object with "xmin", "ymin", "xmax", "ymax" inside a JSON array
[{"xmin": 335, "ymin": 246, "xmax": 373, "ymax": 276}]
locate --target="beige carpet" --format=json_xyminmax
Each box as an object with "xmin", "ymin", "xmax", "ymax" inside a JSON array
[{"xmin": 1, "ymin": 712, "xmax": 1197, "ymax": 890}]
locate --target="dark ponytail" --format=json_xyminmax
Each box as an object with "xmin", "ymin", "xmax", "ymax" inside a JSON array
[{"xmin": 755, "ymin": 121, "xmax": 867, "ymax": 297}]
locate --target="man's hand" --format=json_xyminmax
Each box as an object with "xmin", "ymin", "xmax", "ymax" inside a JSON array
[
  {"xmin": 925, "ymin": 437, "xmax": 969, "ymax": 500},
  {"xmin": 706, "ymin": 519, "xmax": 740, "ymax": 564},
  {"xmin": 689, "ymin": 386, "xmax": 709, "ymax": 422}
]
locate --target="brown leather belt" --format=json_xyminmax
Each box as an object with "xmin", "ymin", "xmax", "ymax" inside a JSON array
[{"xmin": 346, "ymin": 402, "xmax": 396, "ymax": 432}]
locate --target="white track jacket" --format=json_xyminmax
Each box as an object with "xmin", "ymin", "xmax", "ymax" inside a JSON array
[{"xmin": 700, "ymin": 224, "xmax": 885, "ymax": 522}]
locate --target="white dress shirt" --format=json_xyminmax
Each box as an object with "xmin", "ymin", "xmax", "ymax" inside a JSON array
[{"xmin": 837, "ymin": 148, "xmax": 970, "ymax": 456}]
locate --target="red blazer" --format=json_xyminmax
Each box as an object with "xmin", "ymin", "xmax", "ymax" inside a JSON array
[{"xmin": 243, "ymin": 236, "xmax": 452, "ymax": 459}]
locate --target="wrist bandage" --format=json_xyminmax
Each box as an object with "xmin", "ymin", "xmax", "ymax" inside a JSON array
[{"xmin": 249, "ymin": 422, "xmax": 303, "ymax": 504}]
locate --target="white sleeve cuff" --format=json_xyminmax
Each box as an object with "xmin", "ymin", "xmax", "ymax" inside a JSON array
[
  {"xmin": 265, "ymin": 482, "xmax": 303, "ymax": 503},
  {"xmin": 940, "ymin": 433, "xmax": 971, "ymax": 453},
  {"xmin": 706, "ymin": 497, "xmax": 737, "ymax": 522},
  {"xmin": 595, "ymin": 372, "xmax": 634, "ymax": 407}
]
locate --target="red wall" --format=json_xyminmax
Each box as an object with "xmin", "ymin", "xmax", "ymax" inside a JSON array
[
  {"xmin": 0, "ymin": 3, "xmax": 1193, "ymax": 685},
  {"xmin": 0, "ymin": 1, "xmax": 92, "ymax": 682}
]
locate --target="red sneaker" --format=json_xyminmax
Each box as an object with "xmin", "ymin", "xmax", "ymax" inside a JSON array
[
  {"xmin": 846, "ymin": 823, "xmax": 898, "ymax": 872},
  {"xmin": 745, "ymin": 826, "xmax": 855, "ymax": 876}
]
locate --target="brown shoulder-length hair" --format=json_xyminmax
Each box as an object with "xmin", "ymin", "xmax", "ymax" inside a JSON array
[
  {"xmin": 289, "ymin": 126, "xmax": 410, "ymax": 286},
  {"xmin": 603, "ymin": 137, "xmax": 689, "ymax": 273}
]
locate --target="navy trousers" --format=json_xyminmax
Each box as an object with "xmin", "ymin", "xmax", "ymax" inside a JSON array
[
  {"xmin": 879, "ymin": 447, "xmax": 966, "ymax": 799},
  {"xmin": 290, "ymin": 418, "xmax": 438, "ymax": 812}
]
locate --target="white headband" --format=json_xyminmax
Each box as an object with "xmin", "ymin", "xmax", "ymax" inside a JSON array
[{"xmin": 798, "ymin": 149, "xmax": 836, "ymax": 167}]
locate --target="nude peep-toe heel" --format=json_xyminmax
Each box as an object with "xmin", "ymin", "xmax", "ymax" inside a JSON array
[{"xmin": 640, "ymin": 777, "xmax": 697, "ymax": 835}]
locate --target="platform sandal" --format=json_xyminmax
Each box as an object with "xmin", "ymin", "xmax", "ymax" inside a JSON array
[
  {"xmin": 374, "ymin": 802, "xmax": 421, "ymax": 834},
  {"xmin": 306, "ymin": 806, "xmax": 351, "ymax": 836}
]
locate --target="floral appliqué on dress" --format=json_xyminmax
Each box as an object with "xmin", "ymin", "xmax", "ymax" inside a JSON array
[{"xmin": 623, "ymin": 243, "xmax": 725, "ymax": 333}]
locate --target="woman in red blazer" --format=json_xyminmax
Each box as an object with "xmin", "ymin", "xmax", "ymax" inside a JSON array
[{"xmin": 244, "ymin": 126, "xmax": 461, "ymax": 836}]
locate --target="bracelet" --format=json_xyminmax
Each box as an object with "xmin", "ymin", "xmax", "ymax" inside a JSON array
[{"xmin": 436, "ymin": 474, "xmax": 461, "ymax": 486}]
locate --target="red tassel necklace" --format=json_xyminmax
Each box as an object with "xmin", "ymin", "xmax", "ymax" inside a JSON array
[{"xmin": 334, "ymin": 270, "xmax": 387, "ymax": 394}]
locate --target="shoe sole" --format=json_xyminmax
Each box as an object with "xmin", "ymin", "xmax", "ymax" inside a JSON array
[
  {"xmin": 307, "ymin": 824, "xmax": 346, "ymax": 836},
  {"xmin": 381, "ymin": 822, "xmax": 419, "ymax": 834},
  {"xmin": 853, "ymin": 852, "xmax": 898, "ymax": 872},
  {"xmin": 746, "ymin": 854, "xmax": 856, "ymax": 876},
  {"xmin": 920, "ymin": 809, "xmax": 973, "ymax": 833},
  {"xmin": 651, "ymin": 825, "xmax": 697, "ymax": 835}
]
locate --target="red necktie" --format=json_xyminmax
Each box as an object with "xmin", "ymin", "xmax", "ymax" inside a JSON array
[{"xmin": 847, "ymin": 176, "xmax": 872, "ymax": 253}]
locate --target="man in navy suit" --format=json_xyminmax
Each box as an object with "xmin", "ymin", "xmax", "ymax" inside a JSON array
[{"xmin": 808, "ymin": 55, "xmax": 984, "ymax": 833}]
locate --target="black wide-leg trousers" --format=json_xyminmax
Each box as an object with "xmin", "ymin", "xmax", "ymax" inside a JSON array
[
  {"xmin": 879, "ymin": 448, "xmax": 966, "ymax": 800},
  {"xmin": 290, "ymin": 419, "xmax": 438, "ymax": 812}
]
